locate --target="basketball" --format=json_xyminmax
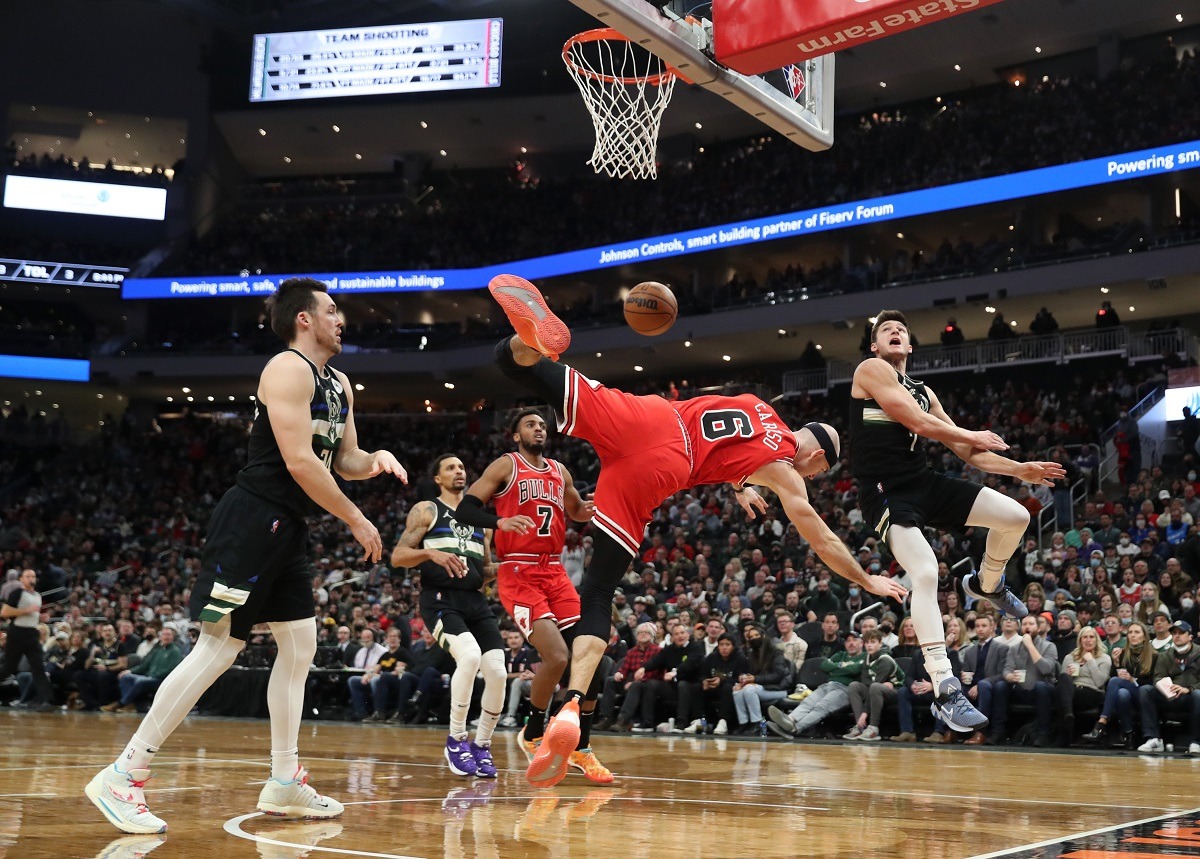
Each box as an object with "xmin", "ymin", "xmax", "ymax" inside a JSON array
[{"xmin": 623, "ymin": 282, "xmax": 677, "ymax": 336}]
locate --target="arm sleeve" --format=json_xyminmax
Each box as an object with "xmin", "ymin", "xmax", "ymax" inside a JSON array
[{"xmin": 452, "ymin": 495, "xmax": 502, "ymax": 528}]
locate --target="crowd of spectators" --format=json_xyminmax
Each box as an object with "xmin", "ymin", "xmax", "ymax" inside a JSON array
[
  {"xmin": 2, "ymin": 144, "xmax": 176, "ymax": 188},
  {"xmin": 4, "ymin": 350, "xmax": 1200, "ymax": 751},
  {"xmin": 160, "ymin": 44, "xmax": 1197, "ymax": 280}
]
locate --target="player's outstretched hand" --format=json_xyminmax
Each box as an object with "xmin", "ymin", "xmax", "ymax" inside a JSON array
[
  {"xmin": 351, "ymin": 517, "xmax": 383, "ymax": 564},
  {"xmin": 368, "ymin": 450, "xmax": 408, "ymax": 483},
  {"xmin": 865, "ymin": 574, "xmax": 908, "ymax": 602},
  {"xmin": 970, "ymin": 430, "xmax": 1008, "ymax": 451},
  {"xmin": 498, "ymin": 515, "xmax": 537, "ymax": 534},
  {"xmin": 1014, "ymin": 461, "xmax": 1067, "ymax": 486},
  {"xmin": 735, "ymin": 487, "xmax": 769, "ymax": 520},
  {"xmin": 428, "ymin": 549, "xmax": 467, "ymax": 577}
]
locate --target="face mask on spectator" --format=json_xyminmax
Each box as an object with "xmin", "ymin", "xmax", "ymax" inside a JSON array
[
  {"xmin": 1090, "ymin": 559, "xmax": 1101, "ymax": 568},
  {"xmin": 1175, "ymin": 642, "xmax": 1192, "ymax": 654},
  {"xmin": 849, "ymin": 587, "xmax": 861, "ymax": 597},
  {"xmin": 1141, "ymin": 592, "xmax": 1155, "ymax": 602},
  {"xmin": 868, "ymin": 562, "xmax": 881, "ymax": 572},
  {"xmin": 1119, "ymin": 537, "xmax": 1130, "ymax": 546},
  {"xmin": 1051, "ymin": 559, "xmax": 1062, "ymax": 568},
  {"xmin": 1136, "ymin": 519, "xmax": 1146, "ymax": 527},
  {"xmin": 1181, "ymin": 598, "xmax": 1195, "ymax": 611},
  {"xmin": 1121, "ymin": 617, "xmax": 1132, "ymax": 626},
  {"xmin": 1189, "ymin": 472, "xmax": 1197, "ymax": 481}
]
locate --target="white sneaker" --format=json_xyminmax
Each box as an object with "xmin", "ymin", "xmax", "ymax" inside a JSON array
[
  {"xmin": 713, "ymin": 719, "xmax": 729, "ymax": 736},
  {"xmin": 253, "ymin": 822, "xmax": 344, "ymax": 859},
  {"xmin": 1137, "ymin": 737, "xmax": 1165, "ymax": 753},
  {"xmin": 860, "ymin": 726, "xmax": 881, "ymax": 742},
  {"xmin": 498, "ymin": 715, "xmax": 519, "ymax": 728},
  {"xmin": 257, "ymin": 767, "xmax": 344, "ymax": 819},
  {"xmin": 85, "ymin": 765, "xmax": 167, "ymax": 835},
  {"xmin": 92, "ymin": 835, "xmax": 167, "ymax": 858},
  {"xmin": 1189, "ymin": 742, "xmax": 1200, "ymax": 756},
  {"xmin": 842, "ymin": 725, "xmax": 864, "ymax": 740},
  {"xmin": 681, "ymin": 719, "xmax": 703, "ymax": 734}
]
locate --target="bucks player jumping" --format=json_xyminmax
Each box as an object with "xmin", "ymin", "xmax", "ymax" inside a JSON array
[{"xmin": 850, "ymin": 310, "xmax": 1064, "ymax": 732}]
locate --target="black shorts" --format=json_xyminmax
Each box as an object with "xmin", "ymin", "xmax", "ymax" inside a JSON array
[
  {"xmin": 420, "ymin": 588, "xmax": 504, "ymax": 654},
  {"xmin": 857, "ymin": 470, "xmax": 983, "ymax": 543},
  {"xmin": 189, "ymin": 485, "xmax": 314, "ymax": 640}
]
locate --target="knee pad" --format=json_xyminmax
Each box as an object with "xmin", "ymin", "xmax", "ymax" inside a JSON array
[{"xmin": 480, "ymin": 649, "xmax": 507, "ymax": 684}]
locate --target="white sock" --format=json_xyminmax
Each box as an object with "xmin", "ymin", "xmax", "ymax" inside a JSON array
[
  {"xmin": 117, "ymin": 734, "xmax": 160, "ymax": 771},
  {"xmin": 271, "ymin": 748, "xmax": 299, "ymax": 782},
  {"xmin": 978, "ymin": 553, "xmax": 1008, "ymax": 593},
  {"xmin": 921, "ymin": 643, "xmax": 953, "ymax": 691}
]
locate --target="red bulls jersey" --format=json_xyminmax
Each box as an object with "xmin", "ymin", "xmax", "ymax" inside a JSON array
[
  {"xmin": 673, "ymin": 394, "xmax": 799, "ymax": 487},
  {"xmin": 493, "ymin": 452, "xmax": 567, "ymax": 559}
]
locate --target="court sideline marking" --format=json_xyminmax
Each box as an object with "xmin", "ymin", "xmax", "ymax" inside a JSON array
[
  {"xmin": 0, "ymin": 750, "xmax": 1187, "ymax": 813},
  {"xmin": 965, "ymin": 805, "xmax": 1200, "ymax": 859},
  {"xmin": 224, "ymin": 795, "xmax": 831, "ymax": 859}
]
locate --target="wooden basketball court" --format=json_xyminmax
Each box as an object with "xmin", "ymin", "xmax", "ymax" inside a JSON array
[{"xmin": 4, "ymin": 710, "xmax": 1199, "ymax": 859}]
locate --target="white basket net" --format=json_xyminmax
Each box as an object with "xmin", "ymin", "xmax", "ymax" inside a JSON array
[{"xmin": 563, "ymin": 29, "xmax": 678, "ymax": 180}]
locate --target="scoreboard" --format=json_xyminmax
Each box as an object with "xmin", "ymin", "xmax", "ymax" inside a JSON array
[
  {"xmin": 250, "ymin": 18, "xmax": 503, "ymax": 103},
  {"xmin": 0, "ymin": 257, "xmax": 128, "ymax": 289}
]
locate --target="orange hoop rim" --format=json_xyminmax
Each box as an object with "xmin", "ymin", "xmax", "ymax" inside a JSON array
[{"xmin": 563, "ymin": 27, "xmax": 680, "ymax": 87}]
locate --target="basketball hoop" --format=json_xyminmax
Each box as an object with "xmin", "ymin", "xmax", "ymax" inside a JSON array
[{"xmin": 563, "ymin": 28, "xmax": 680, "ymax": 180}]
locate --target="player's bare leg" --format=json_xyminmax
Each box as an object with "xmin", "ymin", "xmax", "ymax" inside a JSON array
[
  {"xmin": 520, "ymin": 619, "xmax": 569, "ymax": 762},
  {"xmin": 524, "ymin": 620, "xmax": 578, "ymax": 788}
]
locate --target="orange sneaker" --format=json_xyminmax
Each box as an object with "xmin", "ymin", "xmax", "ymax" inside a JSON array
[
  {"xmin": 567, "ymin": 748, "xmax": 613, "ymax": 784},
  {"xmin": 525, "ymin": 699, "xmax": 580, "ymax": 789},
  {"xmin": 517, "ymin": 726, "xmax": 540, "ymax": 763},
  {"xmin": 563, "ymin": 788, "xmax": 617, "ymax": 823},
  {"xmin": 488, "ymin": 274, "xmax": 571, "ymax": 361}
]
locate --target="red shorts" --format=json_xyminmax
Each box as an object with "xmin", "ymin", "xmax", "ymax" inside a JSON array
[
  {"xmin": 497, "ymin": 558, "xmax": 581, "ymax": 637},
  {"xmin": 559, "ymin": 367, "xmax": 692, "ymax": 555}
]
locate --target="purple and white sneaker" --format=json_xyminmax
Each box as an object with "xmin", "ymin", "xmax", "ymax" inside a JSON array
[
  {"xmin": 444, "ymin": 736, "xmax": 478, "ymax": 777},
  {"xmin": 470, "ymin": 742, "xmax": 498, "ymax": 778}
]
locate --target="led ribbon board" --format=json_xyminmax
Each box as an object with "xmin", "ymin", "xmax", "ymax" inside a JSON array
[{"xmin": 124, "ymin": 138, "xmax": 1200, "ymax": 299}]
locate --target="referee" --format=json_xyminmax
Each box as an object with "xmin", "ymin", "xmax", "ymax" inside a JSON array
[{"xmin": 0, "ymin": 568, "xmax": 53, "ymax": 709}]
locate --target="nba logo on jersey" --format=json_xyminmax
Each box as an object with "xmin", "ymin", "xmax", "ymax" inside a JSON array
[{"xmin": 271, "ymin": 519, "xmax": 280, "ymax": 533}]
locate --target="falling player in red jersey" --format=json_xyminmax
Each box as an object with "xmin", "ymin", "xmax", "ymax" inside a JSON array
[
  {"xmin": 453, "ymin": 408, "xmax": 613, "ymax": 787},
  {"xmin": 486, "ymin": 273, "xmax": 910, "ymax": 787}
]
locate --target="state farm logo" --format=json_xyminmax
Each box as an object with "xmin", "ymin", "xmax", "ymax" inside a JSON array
[{"xmin": 795, "ymin": 0, "xmax": 986, "ymax": 55}]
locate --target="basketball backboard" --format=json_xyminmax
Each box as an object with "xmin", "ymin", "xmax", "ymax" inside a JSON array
[{"xmin": 566, "ymin": 0, "xmax": 835, "ymax": 151}]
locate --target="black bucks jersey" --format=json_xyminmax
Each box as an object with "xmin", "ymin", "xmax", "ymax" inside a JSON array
[
  {"xmin": 237, "ymin": 349, "xmax": 348, "ymax": 517},
  {"xmin": 418, "ymin": 499, "xmax": 486, "ymax": 592},
  {"xmin": 850, "ymin": 368, "xmax": 932, "ymax": 483}
]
